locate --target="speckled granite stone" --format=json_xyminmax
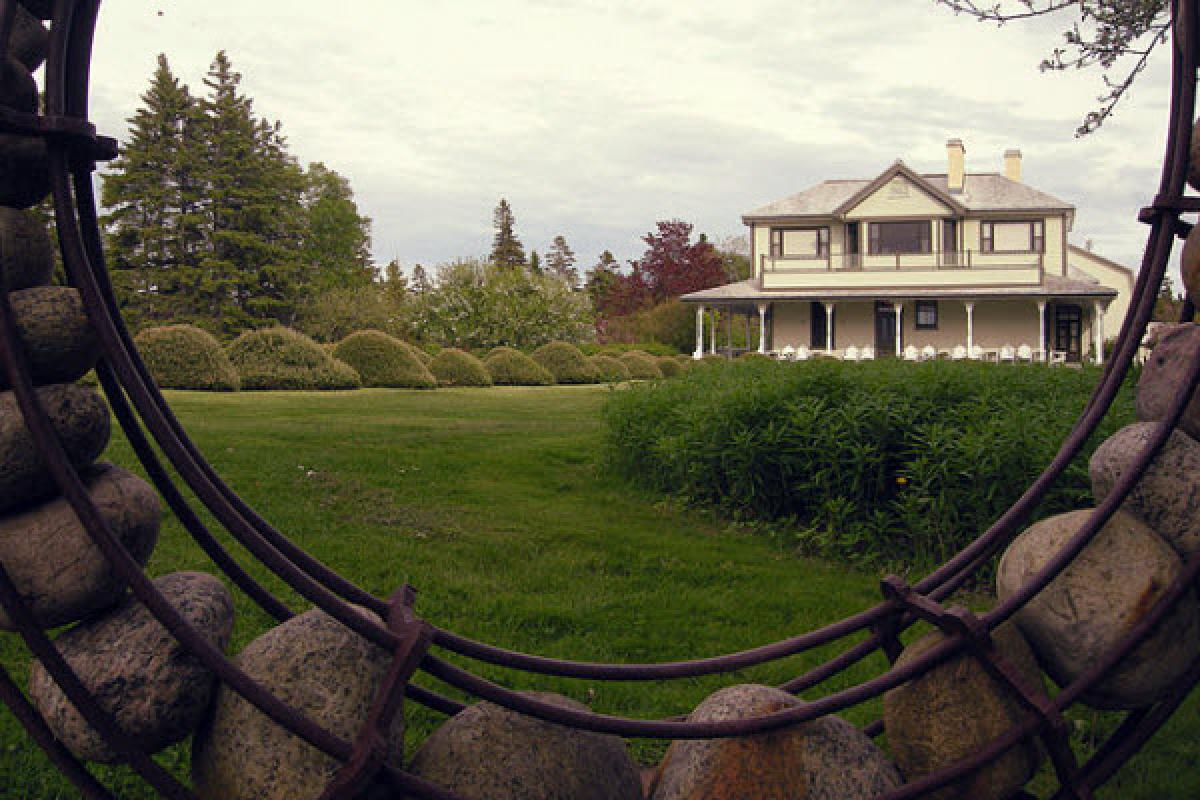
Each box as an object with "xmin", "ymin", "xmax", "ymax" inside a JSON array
[
  {"xmin": 0, "ymin": 135, "xmax": 49, "ymax": 209},
  {"xmin": 1137, "ymin": 325, "xmax": 1200, "ymax": 439},
  {"xmin": 409, "ymin": 692, "xmax": 642, "ymax": 800},
  {"xmin": 29, "ymin": 572, "xmax": 233, "ymax": 762},
  {"xmin": 0, "ymin": 383, "xmax": 110, "ymax": 516},
  {"xmin": 11, "ymin": 6, "xmax": 47, "ymax": 71},
  {"xmin": 2, "ymin": 287, "xmax": 100, "ymax": 389},
  {"xmin": 1090, "ymin": 422, "xmax": 1200, "ymax": 555},
  {"xmin": 191, "ymin": 607, "xmax": 402, "ymax": 800},
  {"xmin": 884, "ymin": 624, "xmax": 1043, "ymax": 800},
  {"xmin": 0, "ymin": 207, "xmax": 53, "ymax": 291},
  {"xmin": 0, "ymin": 463, "xmax": 160, "ymax": 630},
  {"xmin": 651, "ymin": 684, "xmax": 901, "ymax": 800},
  {"xmin": 997, "ymin": 509, "xmax": 1200, "ymax": 709}
]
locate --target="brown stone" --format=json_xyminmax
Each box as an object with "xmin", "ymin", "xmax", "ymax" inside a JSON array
[
  {"xmin": 409, "ymin": 692, "xmax": 642, "ymax": 800},
  {"xmin": 29, "ymin": 572, "xmax": 234, "ymax": 763},
  {"xmin": 11, "ymin": 6, "xmax": 47, "ymax": 71},
  {"xmin": 1136, "ymin": 324, "xmax": 1200, "ymax": 439},
  {"xmin": 2, "ymin": 287, "xmax": 100, "ymax": 389},
  {"xmin": 883, "ymin": 623, "xmax": 1043, "ymax": 800},
  {"xmin": 651, "ymin": 684, "xmax": 900, "ymax": 800},
  {"xmin": 191, "ymin": 607, "xmax": 402, "ymax": 800},
  {"xmin": 0, "ymin": 207, "xmax": 53, "ymax": 291},
  {"xmin": 1090, "ymin": 421, "xmax": 1200, "ymax": 555},
  {"xmin": 997, "ymin": 509, "xmax": 1200, "ymax": 709},
  {"xmin": 0, "ymin": 135, "xmax": 50, "ymax": 209},
  {"xmin": 0, "ymin": 383, "xmax": 111, "ymax": 516},
  {"xmin": 0, "ymin": 464, "xmax": 160, "ymax": 630}
]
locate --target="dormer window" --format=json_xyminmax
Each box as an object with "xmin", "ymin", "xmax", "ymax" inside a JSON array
[{"xmin": 981, "ymin": 220, "xmax": 1044, "ymax": 253}]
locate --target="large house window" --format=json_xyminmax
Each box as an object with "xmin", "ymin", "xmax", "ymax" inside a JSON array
[
  {"xmin": 868, "ymin": 221, "xmax": 932, "ymax": 254},
  {"xmin": 771, "ymin": 227, "xmax": 829, "ymax": 258},
  {"xmin": 981, "ymin": 220, "xmax": 1045, "ymax": 253},
  {"xmin": 915, "ymin": 300, "xmax": 938, "ymax": 330}
]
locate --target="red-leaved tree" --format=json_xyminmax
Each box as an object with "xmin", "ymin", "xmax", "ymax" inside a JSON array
[{"xmin": 633, "ymin": 220, "xmax": 727, "ymax": 303}]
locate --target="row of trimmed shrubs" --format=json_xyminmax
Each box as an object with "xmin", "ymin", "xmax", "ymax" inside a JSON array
[{"xmin": 131, "ymin": 325, "xmax": 695, "ymax": 391}]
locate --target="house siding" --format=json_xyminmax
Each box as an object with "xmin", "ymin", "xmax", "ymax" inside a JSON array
[{"xmin": 844, "ymin": 176, "xmax": 955, "ymax": 219}]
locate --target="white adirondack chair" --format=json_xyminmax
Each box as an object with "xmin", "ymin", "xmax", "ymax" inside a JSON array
[
  {"xmin": 843, "ymin": 345, "xmax": 860, "ymax": 362},
  {"xmin": 903, "ymin": 345, "xmax": 920, "ymax": 361},
  {"xmin": 969, "ymin": 344, "xmax": 984, "ymax": 360},
  {"xmin": 1016, "ymin": 344, "xmax": 1033, "ymax": 362},
  {"xmin": 950, "ymin": 345, "xmax": 967, "ymax": 360},
  {"xmin": 921, "ymin": 345, "xmax": 937, "ymax": 361},
  {"xmin": 861, "ymin": 345, "xmax": 875, "ymax": 360},
  {"xmin": 796, "ymin": 345, "xmax": 812, "ymax": 361},
  {"xmin": 999, "ymin": 344, "xmax": 1016, "ymax": 362},
  {"xmin": 781, "ymin": 345, "xmax": 795, "ymax": 361}
]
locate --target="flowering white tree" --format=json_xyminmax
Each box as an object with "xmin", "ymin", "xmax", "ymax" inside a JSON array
[{"xmin": 409, "ymin": 258, "xmax": 593, "ymax": 349}]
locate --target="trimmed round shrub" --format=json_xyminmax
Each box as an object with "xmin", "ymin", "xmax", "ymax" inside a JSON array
[
  {"xmin": 657, "ymin": 357, "xmax": 683, "ymax": 378},
  {"xmin": 590, "ymin": 354, "xmax": 630, "ymax": 383},
  {"xmin": 332, "ymin": 331, "xmax": 436, "ymax": 389},
  {"xmin": 532, "ymin": 341, "xmax": 599, "ymax": 384},
  {"xmin": 227, "ymin": 327, "xmax": 361, "ymax": 390},
  {"xmin": 134, "ymin": 325, "xmax": 240, "ymax": 391},
  {"xmin": 485, "ymin": 347, "xmax": 555, "ymax": 386},
  {"xmin": 619, "ymin": 350, "xmax": 663, "ymax": 380},
  {"xmin": 430, "ymin": 348, "xmax": 493, "ymax": 387}
]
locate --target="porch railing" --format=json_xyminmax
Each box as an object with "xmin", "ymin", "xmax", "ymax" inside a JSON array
[{"xmin": 761, "ymin": 250, "xmax": 1044, "ymax": 273}]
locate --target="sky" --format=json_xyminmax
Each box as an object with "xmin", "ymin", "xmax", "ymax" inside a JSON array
[{"xmin": 87, "ymin": 1, "xmax": 1176, "ymax": 282}]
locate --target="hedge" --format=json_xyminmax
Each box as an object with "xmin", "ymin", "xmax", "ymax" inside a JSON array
[
  {"xmin": 604, "ymin": 358, "xmax": 1135, "ymax": 571},
  {"xmin": 227, "ymin": 327, "xmax": 361, "ymax": 390},
  {"xmin": 590, "ymin": 354, "xmax": 631, "ymax": 383},
  {"xmin": 485, "ymin": 347, "xmax": 555, "ymax": 386},
  {"xmin": 134, "ymin": 325, "xmax": 240, "ymax": 391},
  {"xmin": 430, "ymin": 348, "xmax": 493, "ymax": 387},
  {"xmin": 532, "ymin": 341, "xmax": 599, "ymax": 384},
  {"xmin": 619, "ymin": 350, "xmax": 663, "ymax": 380},
  {"xmin": 333, "ymin": 331, "xmax": 437, "ymax": 389},
  {"xmin": 656, "ymin": 357, "xmax": 683, "ymax": 378}
]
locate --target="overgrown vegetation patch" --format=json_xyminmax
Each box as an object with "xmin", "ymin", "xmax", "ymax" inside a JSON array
[
  {"xmin": 332, "ymin": 330, "xmax": 436, "ymax": 389},
  {"xmin": 227, "ymin": 327, "xmax": 361, "ymax": 390},
  {"xmin": 134, "ymin": 325, "xmax": 240, "ymax": 391},
  {"xmin": 604, "ymin": 359, "xmax": 1135, "ymax": 570}
]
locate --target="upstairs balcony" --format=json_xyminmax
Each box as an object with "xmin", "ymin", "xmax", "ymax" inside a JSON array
[{"xmin": 759, "ymin": 250, "xmax": 1044, "ymax": 291}]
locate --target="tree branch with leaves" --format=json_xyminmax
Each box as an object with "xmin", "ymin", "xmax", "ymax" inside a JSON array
[{"xmin": 934, "ymin": 0, "xmax": 1170, "ymax": 135}]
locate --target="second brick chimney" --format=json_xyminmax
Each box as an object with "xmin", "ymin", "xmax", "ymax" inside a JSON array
[
  {"xmin": 1004, "ymin": 148, "xmax": 1022, "ymax": 183},
  {"xmin": 947, "ymin": 139, "xmax": 965, "ymax": 193}
]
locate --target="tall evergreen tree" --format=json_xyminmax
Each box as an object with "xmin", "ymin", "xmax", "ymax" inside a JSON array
[
  {"xmin": 411, "ymin": 263, "xmax": 432, "ymax": 293},
  {"xmin": 490, "ymin": 198, "xmax": 526, "ymax": 268},
  {"xmin": 545, "ymin": 235, "xmax": 578, "ymax": 287},
  {"xmin": 528, "ymin": 250, "xmax": 542, "ymax": 274},
  {"xmin": 101, "ymin": 54, "xmax": 205, "ymax": 329}
]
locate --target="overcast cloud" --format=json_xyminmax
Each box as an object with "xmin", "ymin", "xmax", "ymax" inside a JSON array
[{"xmin": 89, "ymin": 1, "xmax": 1174, "ymax": 282}]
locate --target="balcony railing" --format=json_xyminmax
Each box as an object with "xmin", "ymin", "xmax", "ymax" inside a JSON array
[{"xmin": 761, "ymin": 250, "xmax": 1044, "ymax": 273}]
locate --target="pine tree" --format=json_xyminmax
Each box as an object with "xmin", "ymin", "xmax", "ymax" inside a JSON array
[
  {"xmin": 300, "ymin": 162, "xmax": 374, "ymax": 290},
  {"xmin": 528, "ymin": 250, "xmax": 542, "ymax": 274},
  {"xmin": 411, "ymin": 264, "xmax": 432, "ymax": 293},
  {"xmin": 545, "ymin": 235, "xmax": 578, "ymax": 287},
  {"xmin": 585, "ymin": 250, "xmax": 620, "ymax": 312},
  {"xmin": 490, "ymin": 198, "xmax": 526, "ymax": 268},
  {"xmin": 101, "ymin": 54, "xmax": 204, "ymax": 329}
]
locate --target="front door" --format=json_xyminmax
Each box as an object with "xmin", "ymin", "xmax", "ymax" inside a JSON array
[
  {"xmin": 1054, "ymin": 305, "xmax": 1082, "ymax": 362},
  {"xmin": 875, "ymin": 302, "xmax": 899, "ymax": 356}
]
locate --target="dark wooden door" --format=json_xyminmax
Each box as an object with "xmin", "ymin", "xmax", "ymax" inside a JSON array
[
  {"xmin": 1054, "ymin": 305, "xmax": 1082, "ymax": 362},
  {"xmin": 875, "ymin": 302, "xmax": 898, "ymax": 356}
]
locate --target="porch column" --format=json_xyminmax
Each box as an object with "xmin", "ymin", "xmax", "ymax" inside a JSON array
[
  {"xmin": 694, "ymin": 306, "xmax": 704, "ymax": 359},
  {"xmin": 824, "ymin": 302, "xmax": 835, "ymax": 354},
  {"xmin": 709, "ymin": 308, "xmax": 717, "ymax": 354},
  {"xmin": 964, "ymin": 300, "xmax": 975, "ymax": 356},
  {"xmin": 1093, "ymin": 300, "xmax": 1105, "ymax": 365},
  {"xmin": 1037, "ymin": 301, "xmax": 1047, "ymax": 359},
  {"xmin": 894, "ymin": 301, "xmax": 903, "ymax": 357},
  {"xmin": 757, "ymin": 303, "xmax": 769, "ymax": 354}
]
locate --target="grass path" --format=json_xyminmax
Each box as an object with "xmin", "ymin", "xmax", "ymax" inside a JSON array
[{"xmin": 0, "ymin": 386, "xmax": 1195, "ymax": 797}]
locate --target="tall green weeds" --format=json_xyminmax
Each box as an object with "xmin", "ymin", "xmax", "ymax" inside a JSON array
[{"xmin": 603, "ymin": 359, "xmax": 1135, "ymax": 571}]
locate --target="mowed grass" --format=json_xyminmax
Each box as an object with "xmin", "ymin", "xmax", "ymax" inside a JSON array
[{"xmin": 0, "ymin": 385, "xmax": 1196, "ymax": 798}]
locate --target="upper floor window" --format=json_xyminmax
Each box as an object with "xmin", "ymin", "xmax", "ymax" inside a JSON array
[
  {"xmin": 981, "ymin": 220, "xmax": 1044, "ymax": 253},
  {"xmin": 868, "ymin": 221, "xmax": 932, "ymax": 255},
  {"xmin": 771, "ymin": 227, "xmax": 829, "ymax": 258}
]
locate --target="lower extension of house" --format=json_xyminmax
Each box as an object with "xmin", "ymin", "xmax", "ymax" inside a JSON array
[{"xmin": 683, "ymin": 139, "xmax": 1133, "ymax": 364}]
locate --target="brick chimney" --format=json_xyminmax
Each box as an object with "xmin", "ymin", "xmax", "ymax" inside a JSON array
[
  {"xmin": 946, "ymin": 139, "xmax": 965, "ymax": 193},
  {"xmin": 1004, "ymin": 148, "xmax": 1022, "ymax": 182}
]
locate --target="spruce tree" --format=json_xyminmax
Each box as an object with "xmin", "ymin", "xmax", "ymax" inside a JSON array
[
  {"xmin": 490, "ymin": 198, "xmax": 526, "ymax": 268},
  {"xmin": 300, "ymin": 162, "xmax": 374, "ymax": 290},
  {"xmin": 528, "ymin": 250, "xmax": 541, "ymax": 274},
  {"xmin": 101, "ymin": 54, "xmax": 204, "ymax": 329},
  {"xmin": 545, "ymin": 235, "xmax": 578, "ymax": 287}
]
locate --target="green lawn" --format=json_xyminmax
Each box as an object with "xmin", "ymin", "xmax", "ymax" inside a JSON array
[{"xmin": 0, "ymin": 386, "xmax": 1196, "ymax": 798}]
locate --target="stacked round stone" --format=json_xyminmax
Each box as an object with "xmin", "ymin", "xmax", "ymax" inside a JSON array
[{"xmin": 0, "ymin": 5, "xmax": 234, "ymax": 767}]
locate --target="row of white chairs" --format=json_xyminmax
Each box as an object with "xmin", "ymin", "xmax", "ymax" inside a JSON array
[{"xmin": 774, "ymin": 344, "xmax": 1066, "ymax": 364}]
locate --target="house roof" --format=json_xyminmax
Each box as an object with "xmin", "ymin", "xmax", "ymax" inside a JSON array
[
  {"xmin": 742, "ymin": 163, "xmax": 1074, "ymax": 221},
  {"xmin": 680, "ymin": 276, "xmax": 1116, "ymax": 305}
]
